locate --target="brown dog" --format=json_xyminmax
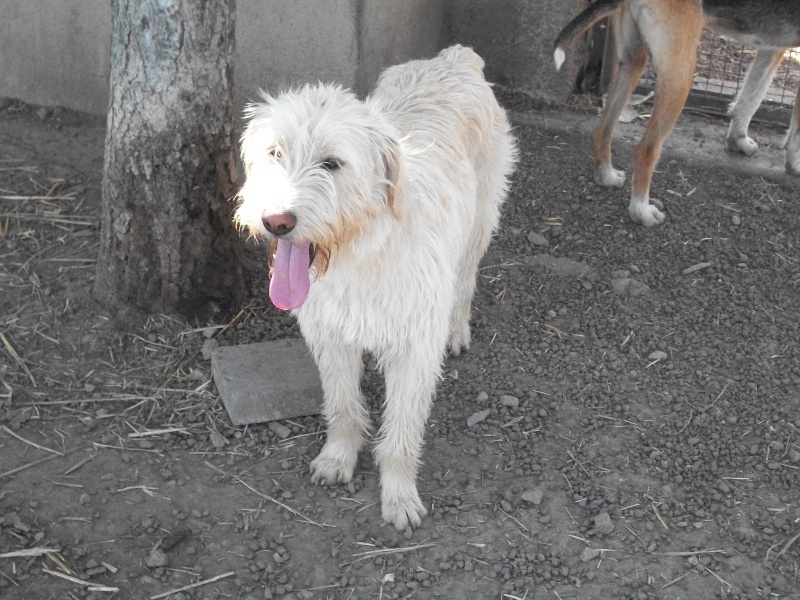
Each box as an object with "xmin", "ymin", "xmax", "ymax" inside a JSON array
[{"xmin": 554, "ymin": 0, "xmax": 800, "ymax": 226}]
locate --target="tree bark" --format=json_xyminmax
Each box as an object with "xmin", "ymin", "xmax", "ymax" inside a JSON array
[{"xmin": 94, "ymin": 0, "xmax": 243, "ymax": 318}]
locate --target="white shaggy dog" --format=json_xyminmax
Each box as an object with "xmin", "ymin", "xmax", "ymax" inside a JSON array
[{"xmin": 235, "ymin": 45, "xmax": 517, "ymax": 530}]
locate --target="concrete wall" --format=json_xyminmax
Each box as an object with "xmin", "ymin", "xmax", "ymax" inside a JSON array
[
  {"xmin": 235, "ymin": 0, "xmax": 361, "ymax": 107},
  {"xmin": 357, "ymin": 0, "xmax": 447, "ymax": 95},
  {"xmin": 447, "ymin": 0, "xmax": 581, "ymax": 105},
  {"xmin": 0, "ymin": 0, "xmax": 113, "ymax": 116},
  {"xmin": 237, "ymin": 0, "xmax": 447, "ymax": 102},
  {"xmin": 0, "ymin": 0, "xmax": 578, "ymax": 116}
]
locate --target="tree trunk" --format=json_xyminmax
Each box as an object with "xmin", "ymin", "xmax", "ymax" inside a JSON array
[{"xmin": 94, "ymin": 0, "xmax": 243, "ymax": 318}]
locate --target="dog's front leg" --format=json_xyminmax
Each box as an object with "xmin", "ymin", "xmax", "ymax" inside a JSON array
[
  {"xmin": 783, "ymin": 93, "xmax": 800, "ymax": 177},
  {"xmin": 374, "ymin": 349, "xmax": 439, "ymax": 530},
  {"xmin": 309, "ymin": 343, "xmax": 370, "ymax": 485},
  {"xmin": 726, "ymin": 49, "xmax": 784, "ymax": 158}
]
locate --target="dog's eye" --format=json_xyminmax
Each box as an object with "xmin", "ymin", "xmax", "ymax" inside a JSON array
[
  {"xmin": 268, "ymin": 146, "xmax": 283, "ymax": 162},
  {"xmin": 320, "ymin": 158, "xmax": 342, "ymax": 171}
]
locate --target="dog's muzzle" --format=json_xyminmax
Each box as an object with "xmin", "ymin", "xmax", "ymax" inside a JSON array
[{"xmin": 262, "ymin": 211, "xmax": 296, "ymax": 237}]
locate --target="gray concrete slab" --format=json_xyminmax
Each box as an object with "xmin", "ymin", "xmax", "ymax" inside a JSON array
[{"xmin": 211, "ymin": 339, "xmax": 323, "ymax": 426}]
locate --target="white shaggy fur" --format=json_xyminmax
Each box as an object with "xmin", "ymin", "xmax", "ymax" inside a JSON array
[{"xmin": 235, "ymin": 45, "xmax": 517, "ymax": 530}]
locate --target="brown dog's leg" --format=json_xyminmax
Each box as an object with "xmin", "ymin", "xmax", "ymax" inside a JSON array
[
  {"xmin": 590, "ymin": 6, "xmax": 649, "ymax": 190},
  {"xmin": 627, "ymin": 0, "xmax": 703, "ymax": 226}
]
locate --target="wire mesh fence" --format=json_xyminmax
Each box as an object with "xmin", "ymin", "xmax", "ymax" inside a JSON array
[{"xmin": 638, "ymin": 30, "xmax": 800, "ymax": 124}]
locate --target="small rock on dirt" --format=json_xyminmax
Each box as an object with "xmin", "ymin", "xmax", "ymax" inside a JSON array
[
  {"xmin": 580, "ymin": 547, "xmax": 601, "ymax": 562},
  {"xmin": 682, "ymin": 261, "xmax": 713, "ymax": 275},
  {"xmin": 521, "ymin": 490, "xmax": 543, "ymax": 505},
  {"xmin": 467, "ymin": 409, "xmax": 491, "ymax": 427},
  {"xmin": 209, "ymin": 430, "xmax": 227, "ymax": 449},
  {"xmin": 268, "ymin": 421, "xmax": 292, "ymax": 440},
  {"xmin": 201, "ymin": 338, "xmax": 218, "ymax": 360},
  {"xmin": 593, "ymin": 512, "xmax": 614, "ymax": 534},
  {"xmin": 527, "ymin": 231, "xmax": 549, "ymax": 246},
  {"xmin": 6, "ymin": 512, "xmax": 30, "ymax": 532},
  {"xmin": 500, "ymin": 395, "xmax": 519, "ymax": 408},
  {"xmin": 648, "ymin": 350, "xmax": 668, "ymax": 361},
  {"xmin": 146, "ymin": 548, "xmax": 168, "ymax": 568}
]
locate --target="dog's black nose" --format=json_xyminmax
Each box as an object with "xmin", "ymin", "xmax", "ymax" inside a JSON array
[{"xmin": 262, "ymin": 211, "xmax": 296, "ymax": 236}]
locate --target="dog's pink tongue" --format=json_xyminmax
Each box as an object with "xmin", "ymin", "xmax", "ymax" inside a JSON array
[{"xmin": 269, "ymin": 240, "xmax": 311, "ymax": 311}]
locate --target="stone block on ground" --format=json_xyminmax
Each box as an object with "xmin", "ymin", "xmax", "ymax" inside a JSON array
[{"xmin": 211, "ymin": 339, "xmax": 322, "ymax": 426}]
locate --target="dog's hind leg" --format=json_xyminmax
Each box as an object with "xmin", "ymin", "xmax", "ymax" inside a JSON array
[
  {"xmin": 590, "ymin": 7, "xmax": 649, "ymax": 189},
  {"xmin": 783, "ymin": 87, "xmax": 800, "ymax": 176},
  {"xmin": 309, "ymin": 342, "xmax": 371, "ymax": 486},
  {"xmin": 627, "ymin": 0, "xmax": 702, "ymax": 226},
  {"xmin": 726, "ymin": 49, "xmax": 784, "ymax": 158},
  {"xmin": 374, "ymin": 347, "xmax": 442, "ymax": 530},
  {"xmin": 449, "ymin": 138, "xmax": 513, "ymax": 356},
  {"xmin": 447, "ymin": 239, "xmax": 485, "ymax": 358}
]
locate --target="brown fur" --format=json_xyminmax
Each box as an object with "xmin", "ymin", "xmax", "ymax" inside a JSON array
[
  {"xmin": 553, "ymin": 0, "xmax": 800, "ymax": 224},
  {"xmin": 592, "ymin": 0, "xmax": 703, "ymax": 225}
]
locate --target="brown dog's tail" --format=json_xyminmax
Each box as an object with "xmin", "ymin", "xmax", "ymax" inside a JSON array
[{"xmin": 554, "ymin": 0, "xmax": 622, "ymax": 71}]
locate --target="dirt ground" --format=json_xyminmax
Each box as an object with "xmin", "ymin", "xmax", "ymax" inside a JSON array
[{"xmin": 1, "ymin": 94, "xmax": 799, "ymax": 600}]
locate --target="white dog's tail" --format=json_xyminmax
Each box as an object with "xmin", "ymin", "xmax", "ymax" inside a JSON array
[
  {"xmin": 439, "ymin": 44, "xmax": 485, "ymax": 74},
  {"xmin": 554, "ymin": 0, "xmax": 622, "ymax": 71}
]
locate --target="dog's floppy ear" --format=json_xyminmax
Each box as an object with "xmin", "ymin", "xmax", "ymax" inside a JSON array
[
  {"xmin": 365, "ymin": 110, "xmax": 405, "ymax": 220},
  {"xmin": 382, "ymin": 139, "xmax": 405, "ymax": 221}
]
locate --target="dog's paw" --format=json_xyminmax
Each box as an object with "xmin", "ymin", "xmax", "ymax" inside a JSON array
[
  {"xmin": 448, "ymin": 326, "xmax": 471, "ymax": 357},
  {"xmin": 595, "ymin": 164, "xmax": 626, "ymax": 188},
  {"xmin": 310, "ymin": 446, "xmax": 357, "ymax": 486},
  {"xmin": 382, "ymin": 491, "xmax": 427, "ymax": 531},
  {"xmin": 784, "ymin": 135, "xmax": 800, "ymax": 176},
  {"xmin": 727, "ymin": 135, "xmax": 758, "ymax": 157},
  {"xmin": 629, "ymin": 199, "xmax": 665, "ymax": 227},
  {"xmin": 786, "ymin": 152, "xmax": 800, "ymax": 177}
]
